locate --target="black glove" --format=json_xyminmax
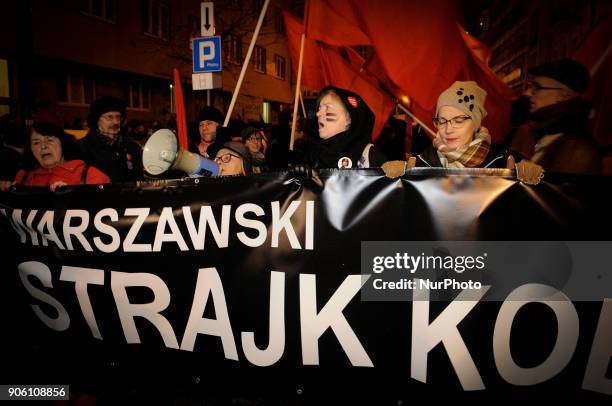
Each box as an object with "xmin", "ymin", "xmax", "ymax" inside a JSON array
[{"xmin": 289, "ymin": 163, "xmax": 312, "ymax": 179}]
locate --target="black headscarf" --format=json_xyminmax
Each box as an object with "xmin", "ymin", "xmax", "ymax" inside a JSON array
[{"xmin": 301, "ymin": 86, "xmax": 375, "ymax": 168}]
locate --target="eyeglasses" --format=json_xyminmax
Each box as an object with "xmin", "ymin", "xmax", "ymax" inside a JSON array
[
  {"xmin": 214, "ymin": 153, "xmax": 241, "ymax": 163},
  {"xmin": 433, "ymin": 115, "xmax": 472, "ymax": 129},
  {"xmin": 100, "ymin": 112, "xmax": 122, "ymax": 122},
  {"xmin": 247, "ymin": 135, "xmax": 262, "ymax": 142},
  {"xmin": 525, "ymin": 81, "xmax": 563, "ymax": 93}
]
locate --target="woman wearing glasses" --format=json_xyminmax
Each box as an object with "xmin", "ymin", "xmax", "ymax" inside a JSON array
[
  {"xmin": 383, "ymin": 81, "xmax": 543, "ymax": 184},
  {"xmin": 212, "ymin": 141, "xmax": 253, "ymax": 177},
  {"xmin": 415, "ymin": 81, "xmax": 515, "ymax": 169}
]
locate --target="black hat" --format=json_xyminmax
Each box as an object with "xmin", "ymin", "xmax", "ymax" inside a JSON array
[
  {"xmin": 316, "ymin": 85, "xmax": 375, "ymax": 140},
  {"xmin": 87, "ymin": 96, "xmax": 126, "ymax": 129},
  {"xmin": 528, "ymin": 58, "xmax": 590, "ymax": 94},
  {"xmin": 197, "ymin": 106, "xmax": 224, "ymax": 124},
  {"xmin": 214, "ymin": 141, "xmax": 253, "ymax": 174}
]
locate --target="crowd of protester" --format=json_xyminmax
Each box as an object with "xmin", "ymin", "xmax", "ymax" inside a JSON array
[{"xmin": 0, "ymin": 58, "xmax": 607, "ymax": 192}]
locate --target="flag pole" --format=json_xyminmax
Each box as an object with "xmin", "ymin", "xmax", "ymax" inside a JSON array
[
  {"xmin": 299, "ymin": 89, "xmax": 307, "ymax": 118},
  {"xmin": 590, "ymin": 41, "xmax": 612, "ymax": 76},
  {"xmin": 396, "ymin": 103, "xmax": 437, "ymax": 138},
  {"xmin": 223, "ymin": 0, "xmax": 270, "ymax": 126},
  {"xmin": 173, "ymin": 68, "xmax": 189, "ymax": 149},
  {"xmin": 289, "ymin": 33, "xmax": 306, "ymax": 150}
]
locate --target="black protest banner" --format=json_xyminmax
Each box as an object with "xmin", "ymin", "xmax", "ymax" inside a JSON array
[{"xmin": 0, "ymin": 169, "xmax": 610, "ymax": 402}]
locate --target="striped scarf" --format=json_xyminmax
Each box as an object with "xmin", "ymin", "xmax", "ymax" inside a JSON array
[{"xmin": 434, "ymin": 127, "xmax": 491, "ymax": 168}]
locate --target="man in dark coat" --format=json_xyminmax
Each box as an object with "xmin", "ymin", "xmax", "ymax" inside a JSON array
[
  {"xmin": 508, "ymin": 58, "xmax": 600, "ymax": 175},
  {"xmin": 77, "ymin": 96, "xmax": 143, "ymax": 182}
]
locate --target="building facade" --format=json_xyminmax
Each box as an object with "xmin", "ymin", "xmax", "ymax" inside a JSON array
[
  {"xmin": 0, "ymin": 0, "xmax": 298, "ymax": 130},
  {"xmin": 475, "ymin": 0, "xmax": 611, "ymax": 92}
]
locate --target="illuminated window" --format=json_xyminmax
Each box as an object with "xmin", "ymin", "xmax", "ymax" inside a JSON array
[
  {"xmin": 262, "ymin": 101, "xmax": 271, "ymax": 124},
  {"xmin": 0, "ymin": 59, "xmax": 9, "ymax": 115}
]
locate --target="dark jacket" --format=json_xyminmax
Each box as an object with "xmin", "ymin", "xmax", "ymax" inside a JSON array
[
  {"xmin": 532, "ymin": 134, "xmax": 601, "ymax": 175},
  {"xmin": 415, "ymin": 142, "xmax": 516, "ymax": 168},
  {"xmin": 508, "ymin": 97, "xmax": 600, "ymax": 175},
  {"xmin": 77, "ymin": 131, "xmax": 143, "ymax": 182}
]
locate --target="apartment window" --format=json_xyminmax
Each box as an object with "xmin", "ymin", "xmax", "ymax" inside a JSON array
[
  {"xmin": 254, "ymin": 46, "xmax": 266, "ymax": 73},
  {"xmin": 274, "ymin": 7, "xmax": 285, "ymax": 35},
  {"xmin": 224, "ymin": 35, "xmax": 242, "ymax": 64},
  {"xmin": 293, "ymin": 1, "xmax": 305, "ymax": 18},
  {"xmin": 80, "ymin": 0, "xmax": 116, "ymax": 23},
  {"xmin": 252, "ymin": 0, "xmax": 267, "ymax": 23},
  {"xmin": 274, "ymin": 54, "xmax": 286, "ymax": 80},
  {"xmin": 127, "ymin": 81, "xmax": 151, "ymax": 110},
  {"xmin": 142, "ymin": 0, "xmax": 169, "ymax": 40},
  {"xmin": 262, "ymin": 101, "xmax": 271, "ymax": 124},
  {"xmin": 253, "ymin": 0, "xmax": 263, "ymax": 16},
  {"xmin": 57, "ymin": 72, "xmax": 96, "ymax": 105},
  {"xmin": 0, "ymin": 59, "xmax": 9, "ymax": 116},
  {"xmin": 189, "ymin": 14, "xmax": 199, "ymax": 36}
]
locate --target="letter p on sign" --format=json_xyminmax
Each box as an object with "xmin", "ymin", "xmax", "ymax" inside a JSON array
[
  {"xmin": 192, "ymin": 37, "xmax": 222, "ymax": 73},
  {"xmin": 199, "ymin": 42, "xmax": 215, "ymax": 69}
]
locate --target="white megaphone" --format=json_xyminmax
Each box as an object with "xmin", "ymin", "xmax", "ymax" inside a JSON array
[{"xmin": 142, "ymin": 129, "xmax": 219, "ymax": 177}]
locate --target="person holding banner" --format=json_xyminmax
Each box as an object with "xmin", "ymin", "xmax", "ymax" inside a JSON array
[
  {"xmin": 417, "ymin": 81, "xmax": 516, "ymax": 169},
  {"xmin": 382, "ymin": 81, "xmax": 544, "ymax": 184},
  {"xmin": 0, "ymin": 120, "xmax": 110, "ymax": 192},
  {"xmin": 295, "ymin": 86, "xmax": 387, "ymax": 169}
]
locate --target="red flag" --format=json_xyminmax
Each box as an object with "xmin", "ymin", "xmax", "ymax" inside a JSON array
[
  {"xmin": 317, "ymin": 44, "xmax": 396, "ymax": 139},
  {"xmin": 173, "ymin": 68, "xmax": 188, "ymax": 150},
  {"xmin": 283, "ymin": 12, "xmax": 395, "ymax": 140},
  {"xmin": 283, "ymin": 11, "xmax": 326, "ymax": 91},
  {"xmin": 459, "ymin": 25, "xmax": 491, "ymax": 66},
  {"xmin": 456, "ymin": 24, "xmax": 516, "ymax": 143},
  {"xmin": 304, "ymin": 0, "xmax": 370, "ymax": 46},
  {"xmin": 305, "ymin": 0, "xmax": 516, "ymax": 142},
  {"xmin": 573, "ymin": 14, "xmax": 612, "ymax": 146}
]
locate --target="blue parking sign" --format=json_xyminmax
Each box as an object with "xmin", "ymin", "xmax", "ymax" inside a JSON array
[{"xmin": 193, "ymin": 36, "xmax": 222, "ymax": 73}]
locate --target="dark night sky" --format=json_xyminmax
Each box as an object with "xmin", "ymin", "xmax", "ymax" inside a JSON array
[{"xmin": 459, "ymin": 0, "xmax": 496, "ymax": 36}]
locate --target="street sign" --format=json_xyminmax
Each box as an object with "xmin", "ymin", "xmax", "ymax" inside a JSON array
[
  {"xmin": 193, "ymin": 36, "xmax": 222, "ymax": 73},
  {"xmin": 201, "ymin": 2, "xmax": 214, "ymax": 36},
  {"xmin": 192, "ymin": 72, "xmax": 222, "ymax": 90}
]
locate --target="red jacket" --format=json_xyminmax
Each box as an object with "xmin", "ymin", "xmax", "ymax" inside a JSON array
[{"xmin": 14, "ymin": 159, "xmax": 111, "ymax": 187}]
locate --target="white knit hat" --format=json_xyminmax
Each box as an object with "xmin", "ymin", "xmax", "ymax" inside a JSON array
[{"xmin": 436, "ymin": 81, "xmax": 488, "ymax": 129}]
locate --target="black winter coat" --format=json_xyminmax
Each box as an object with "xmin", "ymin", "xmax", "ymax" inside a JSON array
[{"xmin": 77, "ymin": 132, "xmax": 143, "ymax": 182}]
